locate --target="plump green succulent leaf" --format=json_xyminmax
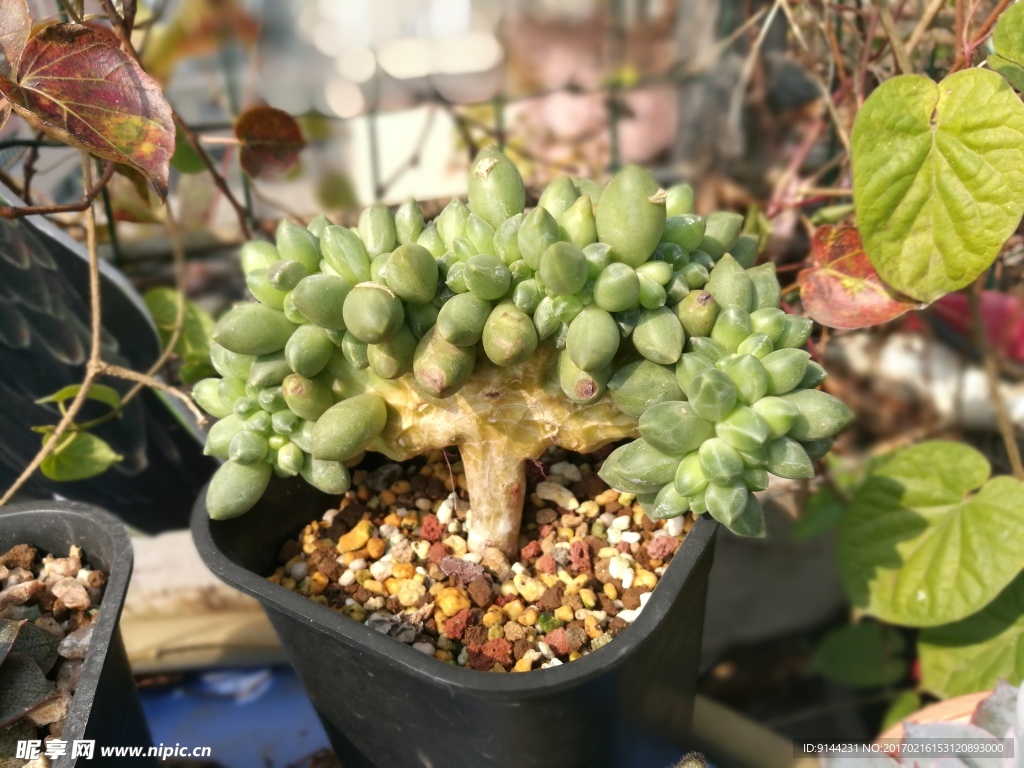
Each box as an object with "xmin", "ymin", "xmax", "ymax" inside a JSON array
[
  {"xmin": 839, "ymin": 441, "xmax": 1024, "ymax": 627},
  {"xmin": 851, "ymin": 70, "xmax": 1024, "ymax": 302},
  {"xmin": 145, "ymin": 287, "xmax": 216, "ymax": 382}
]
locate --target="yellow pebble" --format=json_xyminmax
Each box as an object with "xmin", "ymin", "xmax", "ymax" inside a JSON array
[
  {"xmin": 429, "ymin": 582, "xmax": 444, "ymax": 596},
  {"xmin": 482, "ymin": 608, "xmax": 504, "ymax": 627},
  {"xmin": 310, "ymin": 594, "xmax": 328, "ymax": 606},
  {"xmin": 443, "ymin": 535, "xmax": 469, "ymax": 557},
  {"xmin": 363, "ymin": 579, "xmax": 386, "ymax": 596},
  {"xmin": 435, "ymin": 649, "xmax": 453, "ymax": 662},
  {"xmin": 503, "ymin": 600, "xmax": 524, "ymax": 621},
  {"xmin": 392, "ymin": 562, "xmax": 415, "ymax": 580},
  {"xmin": 500, "ymin": 580, "xmax": 518, "ymax": 597},
  {"xmin": 282, "ymin": 577, "xmax": 297, "ymax": 590},
  {"xmin": 595, "ymin": 489, "xmax": 618, "ymax": 505},
  {"xmin": 384, "ymin": 577, "xmax": 402, "ymax": 596},
  {"xmin": 634, "ymin": 569, "xmax": 658, "ymax": 590},
  {"xmin": 456, "ymin": 473, "xmax": 468, "ymax": 490},
  {"xmin": 356, "ymin": 570, "xmax": 372, "ymax": 584},
  {"xmin": 357, "ymin": 487, "xmax": 369, "ymax": 501},
  {"xmin": 434, "ymin": 609, "xmax": 447, "ymax": 627},
  {"xmin": 569, "ymin": 651, "xmax": 582, "ymax": 662},
  {"xmin": 513, "ymin": 574, "xmax": 546, "ymax": 603},
  {"xmin": 383, "ymin": 512, "xmax": 402, "ymax": 526},
  {"xmin": 285, "ymin": 555, "xmax": 303, "ymax": 569},
  {"xmin": 400, "ymin": 512, "xmax": 419, "ymax": 529},
  {"xmin": 268, "ymin": 569, "xmax": 284, "ymax": 585},
  {"xmin": 379, "ymin": 490, "xmax": 396, "ymax": 505},
  {"xmin": 554, "ymin": 605, "xmax": 574, "ymax": 623},
  {"xmin": 517, "ymin": 608, "xmax": 538, "ymax": 626},
  {"xmin": 436, "ymin": 587, "xmax": 471, "ymax": 617},
  {"xmin": 490, "ymin": 663, "xmax": 506, "ymax": 673},
  {"xmin": 557, "ymin": 569, "xmax": 573, "ymax": 585},
  {"xmin": 538, "ymin": 572, "xmax": 559, "ymax": 588},
  {"xmin": 337, "ymin": 520, "xmax": 374, "ymax": 554},
  {"xmin": 578, "ymin": 501, "xmax": 601, "ymax": 518},
  {"xmin": 603, "ymin": 583, "xmax": 618, "ymax": 600},
  {"xmin": 301, "ymin": 543, "xmax": 317, "ymax": 555},
  {"xmin": 579, "ymin": 588, "xmax": 597, "ymax": 609},
  {"xmin": 366, "ymin": 538, "xmax": 386, "ymax": 560},
  {"xmin": 558, "ymin": 527, "xmax": 574, "ymax": 539},
  {"xmin": 309, "ymin": 572, "xmax": 329, "ymax": 596},
  {"xmin": 392, "ymin": 479, "xmax": 412, "ymax": 494},
  {"xmin": 443, "ymin": 477, "xmax": 454, "ymax": 491},
  {"xmin": 397, "ymin": 581, "xmax": 426, "ymax": 607},
  {"xmin": 513, "ymin": 658, "xmax": 533, "ymax": 673},
  {"xmin": 584, "ymin": 614, "xmax": 603, "ymax": 639}
]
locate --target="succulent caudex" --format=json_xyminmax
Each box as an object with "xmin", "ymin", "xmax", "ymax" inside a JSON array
[{"xmin": 199, "ymin": 150, "xmax": 852, "ymax": 555}]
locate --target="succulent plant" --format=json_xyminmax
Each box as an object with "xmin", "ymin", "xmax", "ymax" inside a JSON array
[
  {"xmin": 0, "ymin": 619, "xmax": 63, "ymax": 761},
  {"xmin": 823, "ymin": 679, "xmax": 1024, "ymax": 767},
  {"xmin": 198, "ymin": 149, "xmax": 852, "ymax": 555}
]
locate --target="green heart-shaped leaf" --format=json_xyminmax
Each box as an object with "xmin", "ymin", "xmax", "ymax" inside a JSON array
[
  {"xmin": 40, "ymin": 431, "xmax": 122, "ymax": 482},
  {"xmin": 839, "ymin": 441, "xmax": 1024, "ymax": 627},
  {"xmin": 851, "ymin": 70, "xmax": 1024, "ymax": 303},
  {"xmin": 813, "ymin": 622, "xmax": 907, "ymax": 688},
  {"xmin": 989, "ymin": 54, "xmax": 1024, "ymax": 93},
  {"xmin": 994, "ymin": 2, "xmax": 1024, "ymax": 67},
  {"xmin": 36, "ymin": 383, "xmax": 121, "ymax": 413},
  {"xmin": 918, "ymin": 573, "xmax": 1024, "ymax": 698}
]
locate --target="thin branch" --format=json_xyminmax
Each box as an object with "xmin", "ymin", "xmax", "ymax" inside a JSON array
[
  {"xmin": 0, "ymin": 162, "xmax": 116, "ymax": 219},
  {"xmin": 95, "ymin": 362, "xmax": 207, "ymax": 425},
  {"xmin": 970, "ymin": 0, "xmax": 1012, "ymax": 46},
  {"xmin": 969, "ymin": 279, "xmax": 1024, "ymax": 480},
  {"xmin": 905, "ymin": 0, "xmax": 947, "ymax": 56},
  {"xmin": 0, "ymin": 154, "xmax": 102, "ymax": 506},
  {"xmin": 872, "ymin": 0, "xmax": 913, "ymax": 73},
  {"xmin": 98, "ymin": 0, "xmax": 138, "ymax": 59},
  {"xmin": 173, "ymin": 113, "xmax": 252, "ymax": 239},
  {"xmin": 54, "ymin": 0, "xmax": 83, "ymax": 24},
  {"xmin": 21, "ymin": 133, "xmax": 44, "ymax": 205}
]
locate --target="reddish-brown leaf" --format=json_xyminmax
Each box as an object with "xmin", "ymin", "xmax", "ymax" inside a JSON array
[
  {"xmin": 0, "ymin": 24, "xmax": 174, "ymax": 197},
  {"xmin": 798, "ymin": 224, "xmax": 924, "ymax": 329},
  {"xmin": 235, "ymin": 106, "xmax": 305, "ymax": 179},
  {"xmin": 0, "ymin": 0, "xmax": 30, "ymax": 79}
]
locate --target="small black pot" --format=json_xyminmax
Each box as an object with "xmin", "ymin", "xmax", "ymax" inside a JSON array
[
  {"xmin": 1, "ymin": 502, "xmax": 153, "ymax": 767},
  {"xmin": 192, "ymin": 476, "xmax": 718, "ymax": 768}
]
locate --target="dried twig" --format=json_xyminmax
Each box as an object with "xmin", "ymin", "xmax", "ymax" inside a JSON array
[
  {"xmin": 95, "ymin": 362, "xmax": 207, "ymax": 426},
  {"xmin": 872, "ymin": 0, "xmax": 913, "ymax": 73},
  {"xmin": 0, "ymin": 162, "xmax": 115, "ymax": 219},
  {"xmin": 969, "ymin": 279, "xmax": 1024, "ymax": 480},
  {"xmin": 905, "ymin": 0, "xmax": 948, "ymax": 56},
  {"xmin": 0, "ymin": 155, "xmax": 103, "ymax": 505}
]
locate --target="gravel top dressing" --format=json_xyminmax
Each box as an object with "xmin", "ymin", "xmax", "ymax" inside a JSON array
[
  {"xmin": 270, "ymin": 447, "xmax": 691, "ymax": 672},
  {"xmin": 0, "ymin": 542, "xmax": 108, "ymax": 761}
]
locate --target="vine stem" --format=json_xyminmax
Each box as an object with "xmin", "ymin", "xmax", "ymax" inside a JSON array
[
  {"xmin": 0, "ymin": 154, "xmax": 103, "ymax": 506},
  {"xmin": 0, "ymin": 162, "xmax": 115, "ymax": 219},
  {"xmin": 969, "ymin": 279, "xmax": 1024, "ymax": 480}
]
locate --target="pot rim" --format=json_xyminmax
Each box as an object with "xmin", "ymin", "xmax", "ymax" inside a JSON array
[
  {"xmin": 0, "ymin": 501, "xmax": 134, "ymax": 743},
  {"xmin": 191, "ymin": 480, "xmax": 718, "ymax": 697}
]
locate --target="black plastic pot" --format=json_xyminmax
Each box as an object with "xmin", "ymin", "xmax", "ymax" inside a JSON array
[
  {"xmin": 1, "ymin": 502, "xmax": 153, "ymax": 767},
  {"xmin": 192, "ymin": 475, "xmax": 718, "ymax": 768}
]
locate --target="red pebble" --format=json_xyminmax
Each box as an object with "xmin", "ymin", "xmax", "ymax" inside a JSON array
[
  {"xmin": 539, "ymin": 524, "xmax": 555, "ymax": 537},
  {"xmin": 482, "ymin": 638, "xmax": 513, "ymax": 667},
  {"xmin": 520, "ymin": 540, "xmax": 542, "ymax": 560},
  {"xmin": 545, "ymin": 627, "xmax": 571, "ymax": 656},
  {"xmin": 443, "ymin": 608, "xmax": 472, "ymax": 640},
  {"xmin": 616, "ymin": 542, "xmax": 631, "ymax": 554},
  {"xmin": 647, "ymin": 535, "xmax": 679, "ymax": 561},
  {"xmin": 535, "ymin": 554, "xmax": 557, "ymax": 574},
  {"xmin": 494, "ymin": 594, "xmax": 515, "ymax": 607},
  {"xmin": 427, "ymin": 541, "xmax": 448, "ymax": 564},
  {"xmin": 420, "ymin": 514, "xmax": 444, "ymax": 543},
  {"xmin": 568, "ymin": 539, "xmax": 591, "ymax": 574}
]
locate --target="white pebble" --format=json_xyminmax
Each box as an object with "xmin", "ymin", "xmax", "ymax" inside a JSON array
[
  {"xmin": 364, "ymin": 596, "xmax": 385, "ymax": 610},
  {"xmin": 606, "ymin": 527, "xmax": 622, "ymax": 545},
  {"xmin": 621, "ymin": 568, "xmax": 634, "ymax": 590},
  {"xmin": 611, "ymin": 515, "xmax": 631, "ymax": 531},
  {"xmin": 549, "ymin": 461, "xmax": 583, "ymax": 483},
  {"xmin": 379, "ymin": 524, "xmax": 397, "ymax": 537},
  {"xmin": 323, "ymin": 508, "xmax": 340, "ymax": 525},
  {"xmin": 348, "ymin": 558, "xmax": 367, "ymax": 572},
  {"xmin": 665, "ymin": 517, "xmax": 685, "ymax": 537},
  {"xmin": 608, "ymin": 556, "xmax": 629, "ymax": 581},
  {"xmin": 536, "ymin": 481, "xmax": 579, "ymax": 510},
  {"xmin": 389, "ymin": 532, "xmax": 405, "ymax": 545},
  {"xmin": 511, "ymin": 562, "xmax": 525, "ymax": 576},
  {"xmin": 599, "ymin": 511, "xmax": 616, "ymax": 527},
  {"xmin": 289, "ymin": 562, "xmax": 309, "ymax": 581},
  {"xmin": 412, "ymin": 541, "xmax": 431, "ymax": 560},
  {"xmin": 369, "ymin": 561, "xmax": 392, "ymax": 581},
  {"xmin": 447, "ymin": 521, "xmax": 461, "ymax": 533},
  {"xmin": 639, "ymin": 592, "xmax": 652, "ymax": 608},
  {"xmin": 590, "ymin": 610, "xmax": 608, "ymax": 624},
  {"xmin": 654, "ymin": 566, "xmax": 666, "ymax": 576},
  {"xmin": 460, "ymin": 553, "xmax": 482, "ymax": 564},
  {"xmin": 339, "ymin": 570, "xmax": 356, "ymax": 587},
  {"xmin": 537, "ymin": 641, "xmax": 554, "ymax": 660},
  {"xmin": 415, "ymin": 498, "xmax": 432, "ymax": 511},
  {"xmin": 620, "ymin": 531, "xmax": 641, "ymax": 544},
  {"xmin": 617, "ymin": 608, "xmax": 638, "ymax": 623},
  {"xmin": 344, "ymin": 597, "xmax": 356, "ymax": 606},
  {"xmin": 523, "ymin": 649, "xmax": 543, "ymax": 664},
  {"xmin": 436, "ymin": 501, "xmax": 454, "ymax": 525},
  {"xmin": 413, "ymin": 642, "xmax": 435, "ymax": 656},
  {"xmin": 547, "ymin": 658, "xmax": 563, "ymax": 667},
  {"xmin": 415, "ymin": 566, "xmax": 428, "ymax": 576}
]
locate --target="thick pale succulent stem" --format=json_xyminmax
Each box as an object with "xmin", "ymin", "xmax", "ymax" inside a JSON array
[
  {"xmin": 328, "ymin": 346, "xmax": 637, "ymax": 557},
  {"xmin": 461, "ymin": 437, "xmax": 527, "ymax": 555}
]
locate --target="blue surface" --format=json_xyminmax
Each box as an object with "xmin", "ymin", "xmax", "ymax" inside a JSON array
[
  {"xmin": 140, "ymin": 666, "xmax": 712, "ymax": 767},
  {"xmin": 140, "ymin": 667, "xmax": 331, "ymax": 768}
]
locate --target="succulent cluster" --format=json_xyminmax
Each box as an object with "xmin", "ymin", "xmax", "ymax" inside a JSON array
[{"xmin": 197, "ymin": 148, "xmax": 852, "ymax": 540}]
